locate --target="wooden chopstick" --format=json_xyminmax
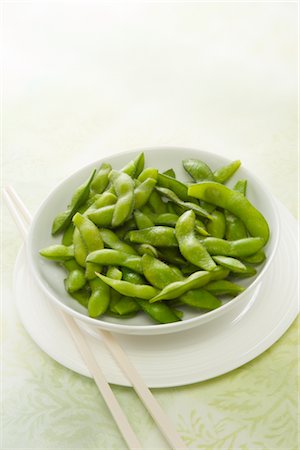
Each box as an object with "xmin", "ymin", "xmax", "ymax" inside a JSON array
[
  {"xmin": 3, "ymin": 186, "xmax": 142, "ymax": 450},
  {"xmin": 4, "ymin": 185, "xmax": 188, "ymax": 450}
]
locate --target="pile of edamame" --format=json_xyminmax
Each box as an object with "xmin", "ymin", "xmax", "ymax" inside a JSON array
[{"xmin": 40, "ymin": 153, "xmax": 270, "ymax": 324}]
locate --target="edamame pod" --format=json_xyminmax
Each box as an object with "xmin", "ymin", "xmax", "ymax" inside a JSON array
[
  {"xmin": 88, "ymin": 249, "xmax": 143, "ymax": 273},
  {"xmin": 90, "ymin": 163, "xmax": 111, "ymax": 194},
  {"xmin": 121, "ymin": 152, "xmax": 145, "ymax": 178},
  {"xmin": 134, "ymin": 178, "xmax": 157, "ymax": 209},
  {"xmin": 201, "ymin": 236, "xmax": 265, "ymax": 257},
  {"xmin": 212, "ymin": 255, "xmax": 248, "ymax": 273},
  {"xmin": 126, "ymin": 226, "xmax": 178, "ymax": 247},
  {"xmin": 52, "ymin": 169, "xmax": 96, "ymax": 235},
  {"xmin": 183, "ymin": 159, "xmax": 214, "ymax": 181},
  {"xmin": 39, "ymin": 244, "xmax": 74, "ymax": 261},
  {"xmin": 110, "ymin": 170, "xmax": 135, "ymax": 227},
  {"xmin": 175, "ymin": 210, "xmax": 216, "ymax": 271},
  {"xmin": 188, "ymin": 182, "xmax": 269, "ymax": 243},
  {"xmin": 88, "ymin": 277, "xmax": 110, "ymax": 317},
  {"xmin": 156, "ymin": 186, "xmax": 212, "ymax": 219},
  {"xmin": 206, "ymin": 210, "xmax": 226, "ymax": 238},
  {"xmin": 204, "ymin": 280, "xmax": 245, "ymax": 296},
  {"xmin": 213, "ymin": 160, "xmax": 241, "ymax": 184},
  {"xmin": 150, "ymin": 267, "xmax": 227, "ymax": 302},
  {"xmin": 99, "ymin": 228, "xmax": 138, "ymax": 255},
  {"xmin": 96, "ymin": 273, "xmax": 159, "ymax": 299}
]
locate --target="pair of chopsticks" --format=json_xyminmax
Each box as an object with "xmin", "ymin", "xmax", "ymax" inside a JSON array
[{"xmin": 3, "ymin": 186, "xmax": 187, "ymax": 450}]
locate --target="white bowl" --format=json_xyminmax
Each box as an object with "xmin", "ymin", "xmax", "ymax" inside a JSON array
[{"xmin": 27, "ymin": 147, "xmax": 280, "ymax": 335}]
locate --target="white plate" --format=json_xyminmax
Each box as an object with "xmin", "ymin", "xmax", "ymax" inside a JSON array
[{"xmin": 13, "ymin": 200, "xmax": 298, "ymax": 388}]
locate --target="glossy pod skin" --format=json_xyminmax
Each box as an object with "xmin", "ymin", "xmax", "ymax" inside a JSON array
[
  {"xmin": 183, "ymin": 158, "xmax": 214, "ymax": 182},
  {"xmin": 64, "ymin": 259, "xmax": 86, "ymax": 293},
  {"xmin": 121, "ymin": 266, "xmax": 180, "ymax": 323},
  {"xmin": 87, "ymin": 249, "xmax": 143, "ymax": 274},
  {"xmin": 213, "ymin": 160, "xmax": 241, "ymax": 184},
  {"xmin": 150, "ymin": 266, "xmax": 228, "ymax": 303},
  {"xmin": 88, "ymin": 277, "xmax": 110, "ymax": 318},
  {"xmin": 175, "ymin": 211, "xmax": 216, "ymax": 271},
  {"xmin": 90, "ymin": 163, "xmax": 112, "ymax": 195},
  {"xmin": 98, "ymin": 228, "xmax": 138, "ymax": 255},
  {"xmin": 39, "ymin": 244, "xmax": 74, "ymax": 261},
  {"xmin": 96, "ymin": 273, "xmax": 159, "ymax": 299},
  {"xmin": 52, "ymin": 169, "xmax": 96, "ymax": 235},
  {"xmin": 126, "ymin": 226, "xmax": 178, "ymax": 247},
  {"xmin": 156, "ymin": 186, "xmax": 212, "ymax": 219},
  {"xmin": 200, "ymin": 237, "xmax": 265, "ymax": 257},
  {"xmin": 224, "ymin": 179, "xmax": 248, "ymax": 241},
  {"xmin": 188, "ymin": 182, "xmax": 269, "ymax": 244},
  {"xmin": 39, "ymin": 151, "xmax": 271, "ymax": 326},
  {"xmin": 206, "ymin": 210, "xmax": 226, "ymax": 239},
  {"xmin": 110, "ymin": 170, "xmax": 135, "ymax": 227},
  {"xmin": 142, "ymin": 255, "xmax": 221, "ymax": 310}
]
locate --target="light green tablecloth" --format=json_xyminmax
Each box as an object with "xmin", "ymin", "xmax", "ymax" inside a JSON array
[{"xmin": 2, "ymin": 3, "xmax": 298, "ymax": 449}]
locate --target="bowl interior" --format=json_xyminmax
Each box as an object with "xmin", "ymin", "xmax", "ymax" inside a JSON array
[{"xmin": 27, "ymin": 147, "xmax": 279, "ymax": 334}]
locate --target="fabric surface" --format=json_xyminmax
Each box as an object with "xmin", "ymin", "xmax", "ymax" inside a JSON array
[{"xmin": 2, "ymin": 2, "xmax": 298, "ymax": 449}]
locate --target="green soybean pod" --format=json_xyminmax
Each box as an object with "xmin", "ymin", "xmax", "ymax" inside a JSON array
[
  {"xmin": 183, "ymin": 159, "xmax": 214, "ymax": 182},
  {"xmin": 157, "ymin": 173, "xmax": 190, "ymax": 202},
  {"xmin": 114, "ymin": 297, "xmax": 140, "ymax": 315},
  {"xmin": 188, "ymin": 182, "xmax": 269, "ymax": 244},
  {"xmin": 106, "ymin": 266, "xmax": 122, "ymax": 313},
  {"xmin": 39, "ymin": 244, "xmax": 74, "ymax": 261},
  {"xmin": 122, "ymin": 267, "xmax": 146, "ymax": 285},
  {"xmin": 180, "ymin": 289, "xmax": 221, "ymax": 310},
  {"xmin": 142, "ymin": 254, "xmax": 183, "ymax": 289},
  {"xmin": 126, "ymin": 226, "xmax": 178, "ymax": 247},
  {"xmin": 200, "ymin": 236, "xmax": 265, "ymax": 257},
  {"xmin": 212, "ymin": 255, "xmax": 248, "ymax": 273},
  {"xmin": 88, "ymin": 277, "xmax": 110, "ymax": 318},
  {"xmin": 88, "ymin": 205, "xmax": 115, "ymax": 227},
  {"xmin": 88, "ymin": 249, "xmax": 143, "ymax": 274},
  {"xmin": 73, "ymin": 227, "xmax": 88, "ymax": 267},
  {"xmin": 64, "ymin": 259, "xmax": 86, "ymax": 293},
  {"xmin": 148, "ymin": 190, "xmax": 168, "ymax": 214},
  {"xmin": 213, "ymin": 160, "xmax": 241, "ymax": 184},
  {"xmin": 175, "ymin": 210, "xmax": 216, "ymax": 271},
  {"xmin": 96, "ymin": 273, "xmax": 159, "ymax": 299},
  {"xmin": 114, "ymin": 217, "xmax": 137, "ymax": 240},
  {"xmin": 233, "ymin": 179, "xmax": 247, "ymax": 195},
  {"xmin": 99, "ymin": 228, "xmax": 138, "ymax": 255},
  {"xmin": 135, "ymin": 243, "xmax": 159, "ymax": 258},
  {"xmin": 90, "ymin": 163, "xmax": 112, "ymax": 194},
  {"xmin": 134, "ymin": 210, "xmax": 155, "ymax": 229},
  {"xmin": 138, "ymin": 167, "xmax": 158, "ymax": 182},
  {"xmin": 163, "ymin": 168, "xmax": 176, "ymax": 178},
  {"xmin": 230, "ymin": 265, "xmax": 257, "ymax": 278},
  {"xmin": 134, "ymin": 178, "xmax": 157, "ymax": 209},
  {"xmin": 110, "ymin": 170, "xmax": 135, "ymax": 227},
  {"xmin": 84, "ymin": 192, "xmax": 117, "ymax": 216},
  {"xmin": 136, "ymin": 299, "xmax": 181, "ymax": 324},
  {"xmin": 150, "ymin": 267, "xmax": 227, "ymax": 303},
  {"xmin": 67, "ymin": 285, "xmax": 91, "ymax": 308},
  {"xmin": 52, "ymin": 169, "xmax": 96, "ymax": 235},
  {"xmin": 243, "ymin": 249, "xmax": 266, "ymax": 264},
  {"xmin": 204, "ymin": 280, "xmax": 245, "ymax": 296},
  {"xmin": 62, "ymin": 223, "xmax": 75, "ymax": 246},
  {"xmin": 156, "ymin": 186, "xmax": 212, "ymax": 220},
  {"xmin": 121, "ymin": 152, "xmax": 145, "ymax": 178},
  {"xmin": 206, "ymin": 210, "xmax": 226, "ymax": 238}
]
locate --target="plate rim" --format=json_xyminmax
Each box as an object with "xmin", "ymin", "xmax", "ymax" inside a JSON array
[{"xmin": 13, "ymin": 199, "xmax": 299, "ymax": 388}]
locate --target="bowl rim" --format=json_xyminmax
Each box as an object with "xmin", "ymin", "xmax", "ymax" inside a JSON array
[{"xmin": 26, "ymin": 146, "xmax": 281, "ymax": 334}]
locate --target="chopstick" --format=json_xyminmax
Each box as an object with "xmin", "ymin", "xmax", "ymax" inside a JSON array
[
  {"xmin": 3, "ymin": 186, "xmax": 142, "ymax": 450},
  {"xmin": 3, "ymin": 185, "xmax": 188, "ymax": 450}
]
